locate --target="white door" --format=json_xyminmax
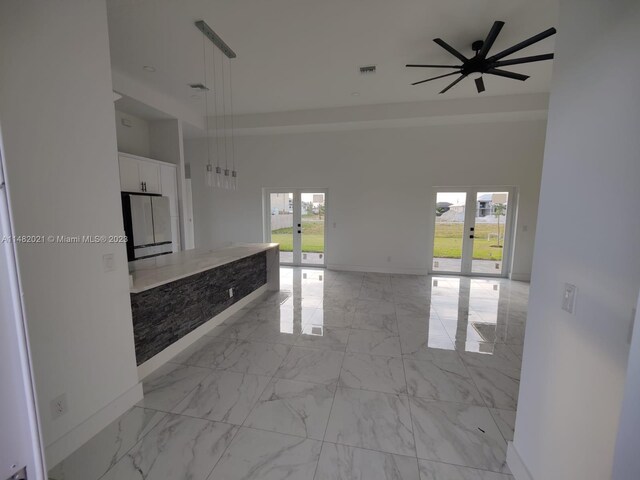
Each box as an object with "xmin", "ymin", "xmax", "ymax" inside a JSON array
[
  {"xmin": 0, "ymin": 158, "xmax": 46, "ymax": 479},
  {"xmin": 265, "ymin": 189, "xmax": 327, "ymax": 267},
  {"xmin": 430, "ymin": 187, "xmax": 515, "ymax": 277}
]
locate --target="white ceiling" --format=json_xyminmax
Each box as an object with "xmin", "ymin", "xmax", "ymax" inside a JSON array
[{"xmin": 106, "ymin": 0, "xmax": 559, "ymax": 117}]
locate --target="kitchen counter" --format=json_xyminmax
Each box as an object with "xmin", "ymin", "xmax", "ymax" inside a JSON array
[
  {"xmin": 129, "ymin": 242, "xmax": 280, "ymax": 368},
  {"xmin": 129, "ymin": 243, "xmax": 279, "ymax": 293}
]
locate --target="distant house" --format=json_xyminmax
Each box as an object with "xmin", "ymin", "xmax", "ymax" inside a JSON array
[
  {"xmin": 477, "ymin": 193, "xmax": 508, "ymax": 218},
  {"xmin": 270, "ymin": 193, "xmax": 292, "ymax": 214},
  {"xmin": 437, "ymin": 193, "xmax": 508, "ymax": 222}
]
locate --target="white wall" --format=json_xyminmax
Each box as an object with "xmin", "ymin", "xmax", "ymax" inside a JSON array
[
  {"xmin": 0, "ymin": 0, "xmax": 140, "ymax": 467},
  {"xmin": 612, "ymin": 296, "xmax": 640, "ymax": 479},
  {"xmin": 185, "ymin": 118, "xmax": 546, "ymax": 278},
  {"xmin": 510, "ymin": 0, "xmax": 640, "ymax": 478},
  {"xmin": 115, "ymin": 110, "xmax": 150, "ymax": 157}
]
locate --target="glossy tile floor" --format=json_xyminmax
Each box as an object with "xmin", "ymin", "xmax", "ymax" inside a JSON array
[{"xmin": 49, "ymin": 268, "xmax": 527, "ymax": 480}]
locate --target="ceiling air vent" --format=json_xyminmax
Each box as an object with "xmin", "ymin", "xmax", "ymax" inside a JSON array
[
  {"xmin": 359, "ymin": 65, "xmax": 376, "ymax": 74},
  {"xmin": 189, "ymin": 83, "xmax": 210, "ymax": 91}
]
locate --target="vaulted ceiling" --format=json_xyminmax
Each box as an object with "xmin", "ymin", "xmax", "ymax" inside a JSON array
[{"xmin": 107, "ymin": 0, "xmax": 558, "ymax": 117}]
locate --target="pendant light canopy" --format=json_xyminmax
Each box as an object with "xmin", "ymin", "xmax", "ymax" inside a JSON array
[{"xmin": 196, "ymin": 20, "xmax": 238, "ymax": 190}]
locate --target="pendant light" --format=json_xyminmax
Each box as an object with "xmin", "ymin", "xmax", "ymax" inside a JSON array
[
  {"xmin": 195, "ymin": 20, "xmax": 238, "ymax": 189},
  {"xmin": 229, "ymin": 57, "xmax": 238, "ymax": 190},
  {"xmin": 201, "ymin": 35, "xmax": 213, "ymax": 187},
  {"xmin": 221, "ymin": 51, "xmax": 230, "ymax": 189},
  {"xmin": 211, "ymin": 43, "xmax": 223, "ymax": 188}
]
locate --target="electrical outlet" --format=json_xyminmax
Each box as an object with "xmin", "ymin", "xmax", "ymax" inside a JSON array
[
  {"xmin": 103, "ymin": 253, "xmax": 115, "ymax": 272},
  {"xmin": 50, "ymin": 393, "xmax": 68, "ymax": 420},
  {"xmin": 562, "ymin": 283, "xmax": 577, "ymax": 314},
  {"xmin": 228, "ymin": 288, "xmax": 233, "ymax": 298}
]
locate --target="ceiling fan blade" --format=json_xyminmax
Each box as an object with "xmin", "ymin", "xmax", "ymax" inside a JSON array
[
  {"xmin": 488, "ymin": 27, "xmax": 557, "ymax": 62},
  {"xmin": 433, "ymin": 38, "xmax": 468, "ymax": 63},
  {"xmin": 478, "ymin": 21, "xmax": 505, "ymax": 58},
  {"xmin": 439, "ymin": 74, "xmax": 467, "ymax": 94},
  {"xmin": 411, "ymin": 70, "xmax": 461, "ymax": 86},
  {"xmin": 492, "ymin": 53, "xmax": 554, "ymax": 67},
  {"xmin": 475, "ymin": 76, "xmax": 486, "ymax": 93},
  {"xmin": 406, "ymin": 64, "xmax": 462, "ymax": 68},
  {"xmin": 486, "ymin": 68, "xmax": 529, "ymax": 81}
]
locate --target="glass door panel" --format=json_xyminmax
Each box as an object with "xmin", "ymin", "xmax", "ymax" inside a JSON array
[
  {"xmin": 300, "ymin": 192, "xmax": 326, "ymax": 266},
  {"xmin": 471, "ymin": 191, "xmax": 510, "ymax": 275},
  {"xmin": 266, "ymin": 189, "xmax": 327, "ymax": 267},
  {"xmin": 432, "ymin": 191, "xmax": 467, "ymax": 273},
  {"xmin": 268, "ymin": 192, "xmax": 294, "ymax": 264},
  {"xmin": 431, "ymin": 187, "xmax": 513, "ymax": 277}
]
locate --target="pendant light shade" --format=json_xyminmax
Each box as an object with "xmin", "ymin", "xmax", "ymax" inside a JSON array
[{"xmin": 205, "ymin": 164, "xmax": 213, "ymax": 187}]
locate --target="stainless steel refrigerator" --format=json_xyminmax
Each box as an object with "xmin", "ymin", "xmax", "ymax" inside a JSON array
[{"xmin": 121, "ymin": 193, "xmax": 172, "ymax": 261}]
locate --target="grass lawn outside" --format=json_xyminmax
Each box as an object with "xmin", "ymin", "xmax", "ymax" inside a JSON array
[
  {"xmin": 434, "ymin": 222, "xmax": 505, "ymax": 261},
  {"xmin": 271, "ymin": 218, "xmax": 504, "ymax": 259},
  {"xmin": 271, "ymin": 220, "xmax": 325, "ymax": 253}
]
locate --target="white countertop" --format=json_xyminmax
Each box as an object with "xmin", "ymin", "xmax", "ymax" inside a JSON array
[{"xmin": 128, "ymin": 243, "xmax": 279, "ymax": 293}]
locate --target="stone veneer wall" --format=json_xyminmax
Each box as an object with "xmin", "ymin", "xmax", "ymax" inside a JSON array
[{"xmin": 130, "ymin": 251, "xmax": 267, "ymax": 365}]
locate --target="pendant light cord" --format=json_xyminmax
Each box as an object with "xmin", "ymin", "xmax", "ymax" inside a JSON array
[
  {"xmin": 229, "ymin": 58, "xmax": 236, "ymax": 174},
  {"xmin": 211, "ymin": 42, "xmax": 221, "ymax": 170},
  {"xmin": 221, "ymin": 53, "xmax": 229, "ymax": 170},
  {"xmin": 202, "ymin": 35, "xmax": 211, "ymax": 168}
]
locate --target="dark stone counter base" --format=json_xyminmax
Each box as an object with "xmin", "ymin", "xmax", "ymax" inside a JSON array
[{"xmin": 131, "ymin": 251, "xmax": 267, "ymax": 365}]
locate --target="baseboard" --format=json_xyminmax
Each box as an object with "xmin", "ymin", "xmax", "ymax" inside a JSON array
[
  {"xmin": 137, "ymin": 284, "xmax": 268, "ymax": 380},
  {"xmin": 326, "ymin": 263, "xmax": 429, "ymax": 276},
  {"xmin": 507, "ymin": 442, "xmax": 534, "ymax": 480},
  {"xmin": 510, "ymin": 272, "xmax": 531, "ymax": 282},
  {"xmin": 45, "ymin": 382, "xmax": 143, "ymax": 468}
]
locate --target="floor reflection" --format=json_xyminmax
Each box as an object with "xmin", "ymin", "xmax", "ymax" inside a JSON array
[{"xmin": 275, "ymin": 267, "xmax": 528, "ymax": 357}]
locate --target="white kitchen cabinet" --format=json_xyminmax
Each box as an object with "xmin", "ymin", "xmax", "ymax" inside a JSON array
[
  {"xmin": 159, "ymin": 164, "xmax": 178, "ymax": 216},
  {"xmin": 138, "ymin": 162, "xmax": 160, "ymax": 194},
  {"xmin": 118, "ymin": 153, "xmax": 161, "ymax": 194},
  {"xmin": 118, "ymin": 155, "xmax": 142, "ymax": 192}
]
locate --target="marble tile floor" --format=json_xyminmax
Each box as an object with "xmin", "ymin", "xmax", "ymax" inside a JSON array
[{"xmin": 49, "ymin": 268, "xmax": 527, "ymax": 480}]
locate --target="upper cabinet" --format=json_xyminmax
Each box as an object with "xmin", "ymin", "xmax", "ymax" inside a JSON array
[{"xmin": 118, "ymin": 153, "xmax": 161, "ymax": 194}]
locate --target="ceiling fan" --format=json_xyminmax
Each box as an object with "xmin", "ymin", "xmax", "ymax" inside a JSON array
[{"xmin": 407, "ymin": 21, "xmax": 556, "ymax": 94}]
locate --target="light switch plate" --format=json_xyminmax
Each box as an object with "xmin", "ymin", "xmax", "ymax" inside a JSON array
[
  {"xmin": 102, "ymin": 253, "xmax": 115, "ymax": 272},
  {"xmin": 562, "ymin": 283, "xmax": 577, "ymax": 314}
]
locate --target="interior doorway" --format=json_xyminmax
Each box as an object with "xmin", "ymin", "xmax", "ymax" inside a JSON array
[
  {"xmin": 264, "ymin": 189, "xmax": 327, "ymax": 267},
  {"xmin": 431, "ymin": 187, "xmax": 515, "ymax": 277}
]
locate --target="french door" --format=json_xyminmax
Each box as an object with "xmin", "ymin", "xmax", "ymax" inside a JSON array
[
  {"xmin": 264, "ymin": 189, "xmax": 327, "ymax": 267},
  {"xmin": 430, "ymin": 187, "xmax": 515, "ymax": 277}
]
